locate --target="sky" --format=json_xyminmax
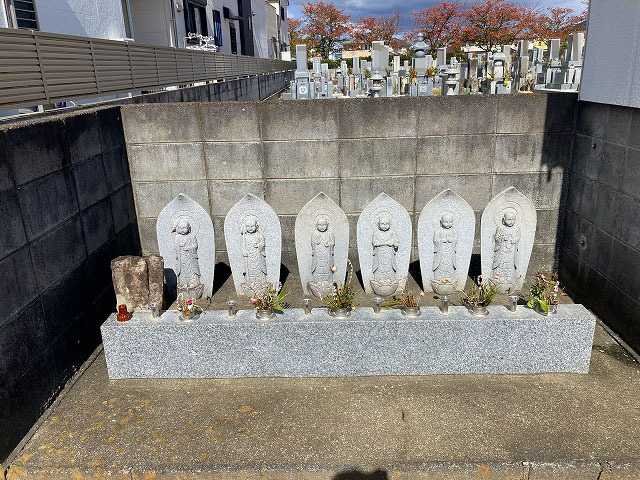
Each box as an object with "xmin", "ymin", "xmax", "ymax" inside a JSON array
[{"xmin": 287, "ymin": 0, "xmax": 584, "ymax": 21}]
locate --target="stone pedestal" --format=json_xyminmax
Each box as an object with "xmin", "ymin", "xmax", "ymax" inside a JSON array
[{"xmin": 101, "ymin": 305, "xmax": 596, "ymax": 378}]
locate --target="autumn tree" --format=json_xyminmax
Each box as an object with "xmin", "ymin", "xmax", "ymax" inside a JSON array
[
  {"xmin": 352, "ymin": 13, "xmax": 402, "ymax": 50},
  {"xmin": 532, "ymin": 7, "xmax": 584, "ymax": 40},
  {"xmin": 300, "ymin": 2, "xmax": 351, "ymax": 59},
  {"xmin": 288, "ymin": 17, "xmax": 308, "ymax": 53},
  {"xmin": 462, "ymin": 0, "xmax": 533, "ymax": 53},
  {"xmin": 410, "ymin": 1, "xmax": 465, "ymax": 53}
]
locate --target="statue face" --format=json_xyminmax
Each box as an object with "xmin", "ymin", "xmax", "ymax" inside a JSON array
[
  {"xmin": 440, "ymin": 213, "xmax": 454, "ymax": 229},
  {"xmin": 176, "ymin": 220, "xmax": 190, "ymax": 235},
  {"xmin": 244, "ymin": 218, "xmax": 257, "ymax": 234},
  {"xmin": 316, "ymin": 218, "xmax": 328, "ymax": 232},
  {"xmin": 377, "ymin": 215, "xmax": 391, "ymax": 232},
  {"xmin": 503, "ymin": 210, "xmax": 517, "ymax": 227}
]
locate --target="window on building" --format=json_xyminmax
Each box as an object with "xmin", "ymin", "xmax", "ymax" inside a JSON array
[
  {"xmin": 229, "ymin": 23, "xmax": 238, "ymax": 54},
  {"xmin": 184, "ymin": 0, "xmax": 208, "ymax": 37},
  {"xmin": 6, "ymin": 0, "xmax": 39, "ymax": 30},
  {"xmin": 213, "ymin": 10, "xmax": 223, "ymax": 46}
]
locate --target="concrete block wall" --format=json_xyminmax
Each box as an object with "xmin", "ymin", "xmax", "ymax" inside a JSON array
[
  {"xmin": 0, "ymin": 106, "xmax": 139, "ymax": 461},
  {"xmin": 560, "ymin": 101, "xmax": 640, "ymax": 351},
  {"xmin": 123, "ymin": 93, "xmax": 576, "ymax": 283}
]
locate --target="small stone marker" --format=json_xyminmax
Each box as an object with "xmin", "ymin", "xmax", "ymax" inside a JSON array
[
  {"xmin": 295, "ymin": 192, "xmax": 349, "ymax": 297},
  {"xmin": 357, "ymin": 193, "xmax": 412, "ymax": 296},
  {"xmin": 111, "ymin": 255, "xmax": 164, "ymax": 311},
  {"xmin": 481, "ymin": 187, "xmax": 537, "ymax": 293},
  {"xmin": 418, "ymin": 189, "xmax": 475, "ymax": 295},
  {"xmin": 224, "ymin": 194, "xmax": 282, "ymax": 296},
  {"xmin": 156, "ymin": 193, "xmax": 214, "ymax": 300}
]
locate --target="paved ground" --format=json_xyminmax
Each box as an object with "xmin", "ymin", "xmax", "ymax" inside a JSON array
[{"xmin": 4, "ymin": 274, "xmax": 640, "ymax": 480}]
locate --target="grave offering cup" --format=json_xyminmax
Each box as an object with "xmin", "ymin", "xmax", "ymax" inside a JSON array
[
  {"xmin": 149, "ymin": 302, "xmax": 161, "ymax": 318},
  {"xmin": 302, "ymin": 298, "xmax": 312, "ymax": 315},
  {"xmin": 373, "ymin": 297, "xmax": 383, "ymax": 314},
  {"xmin": 117, "ymin": 304, "xmax": 131, "ymax": 322},
  {"xmin": 469, "ymin": 305, "xmax": 489, "ymax": 317},
  {"xmin": 548, "ymin": 304, "xmax": 558, "ymax": 315},
  {"xmin": 256, "ymin": 307, "xmax": 275, "ymax": 320},
  {"xmin": 402, "ymin": 306, "xmax": 421, "ymax": 317},
  {"xmin": 328, "ymin": 307, "xmax": 351, "ymax": 319}
]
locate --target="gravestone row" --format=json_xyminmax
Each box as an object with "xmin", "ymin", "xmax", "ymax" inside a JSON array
[{"xmin": 156, "ymin": 187, "xmax": 536, "ymax": 301}]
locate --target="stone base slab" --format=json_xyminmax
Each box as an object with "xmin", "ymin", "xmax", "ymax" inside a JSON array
[{"xmin": 100, "ymin": 305, "xmax": 596, "ymax": 378}]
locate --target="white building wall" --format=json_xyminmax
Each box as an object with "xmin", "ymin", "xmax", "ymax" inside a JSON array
[
  {"xmin": 34, "ymin": 0, "xmax": 128, "ymax": 39},
  {"xmin": 580, "ymin": 0, "xmax": 640, "ymax": 107},
  {"xmin": 129, "ymin": 0, "xmax": 173, "ymax": 46}
]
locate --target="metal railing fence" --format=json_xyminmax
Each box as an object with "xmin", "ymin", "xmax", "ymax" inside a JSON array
[{"xmin": 0, "ymin": 27, "xmax": 295, "ymax": 110}]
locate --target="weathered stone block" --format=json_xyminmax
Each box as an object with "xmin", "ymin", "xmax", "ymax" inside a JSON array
[
  {"xmin": 0, "ymin": 247, "xmax": 38, "ymax": 323},
  {"xmin": 207, "ymin": 180, "xmax": 264, "ymax": 216},
  {"xmin": 417, "ymin": 135, "xmax": 492, "ymax": 175},
  {"xmin": 0, "ymin": 188, "xmax": 27, "ymax": 259},
  {"xmin": 340, "ymin": 176, "xmax": 414, "ymax": 214},
  {"xmin": 137, "ymin": 217, "xmax": 159, "ymax": 255},
  {"xmin": 496, "ymin": 93, "xmax": 577, "ymax": 134},
  {"xmin": 64, "ymin": 111, "xmax": 102, "ymax": 164},
  {"xmin": 128, "ymin": 143, "xmax": 206, "ymax": 182},
  {"xmin": 101, "ymin": 304, "xmax": 597, "ymax": 378},
  {"xmin": 80, "ymin": 197, "xmax": 115, "ymax": 255},
  {"xmin": 340, "ymin": 138, "xmax": 416, "ymax": 177},
  {"xmin": 72, "ymin": 155, "xmax": 109, "ymax": 209},
  {"xmin": 261, "ymin": 100, "xmax": 340, "ymax": 141},
  {"xmin": 4, "ymin": 119, "xmax": 67, "ymax": 186},
  {"xmin": 201, "ymin": 102, "xmax": 260, "ymax": 141},
  {"xmin": 30, "ymin": 217, "xmax": 87, "ymax": 292},
  {"xmin": 18, "ymin": 169, "xmax": 78, "ymax": 241},
  {"xmin": 121, "ymin": 104, "xmax": 201, "ymax": 144},
  {"xmin": 495, "ymin": 133, "xmax": 572, "ymax": 173},
  {"xmin": 415, "ymin": 175, "xmax": 492, "ymax": 212},
  {"xmin": 264, "ymin": 140, "xmax": 338, "ymax": 178},
  {"xmin": 340, "ymin": 97, "xmax": 417, "ymax": 138},
  {"xmin": 132, "ymin": 181, "xmax": 210, "ymax": 218},
  {"xmin": 205, "ymin": 142, "xmax": 263, "ymax": 180},
  {"xmin": 102, "ymin": 147, "xmax": 130, "ymax": 192},
  {"xmin": 265, "ymin": 179, "xmax": 340, "ymax": 215},
  {"xmin": 416, "ymin": 96, "xmax": 497, "ymax": 136},
  {"xmin": 111, "ymin": 255, "xmax": 164, "ymax": 311}
]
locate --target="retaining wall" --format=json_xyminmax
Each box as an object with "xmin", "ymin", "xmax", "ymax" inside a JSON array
[
  {"xmin": 560, "ymin": 101, "xmax": 640, "ymax": 352},
  {"xmin": 123, "ymin": 93, "xmax": 576, "ymax": 278}
]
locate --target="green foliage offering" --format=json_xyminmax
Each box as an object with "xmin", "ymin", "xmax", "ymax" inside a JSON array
[
  {"xmin": 382, "ymin": 288, "xmax": 424, "ymax": 309},
  {"xmin": 527, "ymin": 271, "xmax": 561, "ymax": 315},
  {"xmin": 249, "ymin": 283, "xmax": 288, "ymax": 312},
  {"xmin": 463, "ymin": 276, "xmax": 500, "ymax": 307},
  {"xmin": 323, "ymin": 260, "xmax": 356, "ymax": 310}
]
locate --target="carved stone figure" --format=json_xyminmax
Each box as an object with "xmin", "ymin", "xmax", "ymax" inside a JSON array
[
  {"xmin": 295, "ymin": 192, "xmax": 349, "ymax": 297},
  {"xmin": 492, "ymin": 208, "xmax": 521, "ymax": 293},
  {"xmin": 418, "ymin": 189, "xmax": 474, "ymax": 295},
  {"xmin": 357, "ymin": 193, "xmax": 412, "ymax": 296},
  {"xmin": 111, "ymin": 255, "xmax": 164, "ymax": 311},
  {"xmin": 156, "ymin": 193, "xmax": 215, "ymax": 301},
  {"xmin": 432, "ymin": 212, "xmax": 457, "ymax": 288},
  {"xmin": 225, "ymin": 194, "xmax": 282, "ymax": 296},
  {"xmin": 241, "ymin": 215, "xmax": 267, "ymax": 292},
  {"xmin": 174, "ymin": 218, "xmax": 203, "ymax": 299},
  {"xmin": 371, "ymin": 212, "xmax": 400, "ymax": 296},
  {"xmin": 308, "ymin": 214, "xmax": 335, "ymax": 297},
  {"xmin": 480, "ymin": 187, "xmax": 537, "ymax": 294}
]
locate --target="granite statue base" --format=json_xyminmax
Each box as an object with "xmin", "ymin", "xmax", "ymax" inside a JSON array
[{"xmin": 100, "ymin": 305, "xmax": 596, "ymax": 378}]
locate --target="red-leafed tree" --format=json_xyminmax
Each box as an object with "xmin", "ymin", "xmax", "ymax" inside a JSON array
[
  {"xmin": 288, "ymin": 17, "xmax": 309, "ymax": 52},
  {"xmin": 410, "ymin": 1, "xmax": 465, "ymax": 53},
  {"xmin": 352, "ymin": 13, "xmax": 402, "ymax": 50},
  {"xmin": 532, "ymin": 7, "xmax": 584, "ymax": 40},
  {"xmin": 300, "ymin": 2, "xmax": 352, "ymax": 59},
  {"xmin": 462, "ymin": 0, "xmax": 533, "ymax": 53}
]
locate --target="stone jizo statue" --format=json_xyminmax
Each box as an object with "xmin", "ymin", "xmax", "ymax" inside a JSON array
[
  {"xmin": 174, "ymin": 218, "xmax": 204, "ymax": 300},
  {"xmin": 308, "ymin": 214, "xmax": 335, "ymax": 298},
  {"xmin": 371, "ymin": 212, "xmax": 400, "ymax": 296},
  {"xmin": 432, "ymin": 212, "xmax": 457, "ymax": 292},
  {"xmin": 492, "ymin": 208, "xmax": 521, "ymax": 293},
  {"xmin": 241, "ymin": 215, "xmax": 267, "ymax": 291}
]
